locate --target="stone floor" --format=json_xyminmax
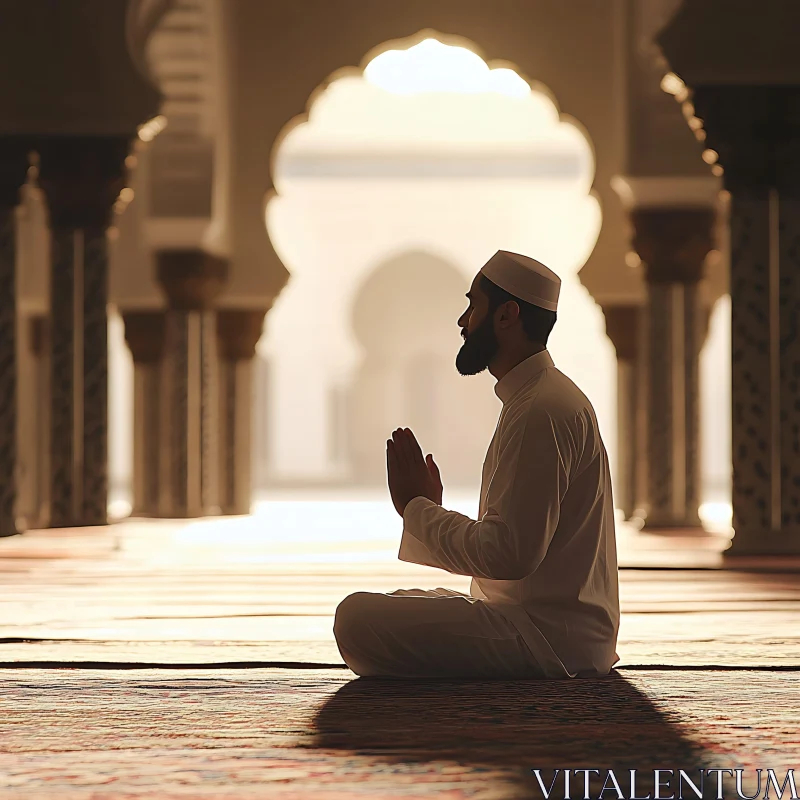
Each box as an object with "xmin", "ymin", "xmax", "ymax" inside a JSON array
[{"xmin": 1, "ymin": 493, "xmax": 799, "ymax": 798}]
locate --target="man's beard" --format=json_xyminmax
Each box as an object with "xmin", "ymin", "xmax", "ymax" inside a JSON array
[{"xmin": 455, "ymin": 313, "xmax": 499, "ymax": 376}]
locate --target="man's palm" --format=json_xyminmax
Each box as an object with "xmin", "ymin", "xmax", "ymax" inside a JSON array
[
  {"xmin": 386, "ymin": 428, "xmax": 444, "ymax": 515},
  {"xmin": 426, "ymin": 454, "xmax": 443, "ymax": 505}
]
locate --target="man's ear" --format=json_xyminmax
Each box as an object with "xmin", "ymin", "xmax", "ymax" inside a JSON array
[{"xmin": 498, "ymin": 300, "xmax": 520, "ymax": 328}]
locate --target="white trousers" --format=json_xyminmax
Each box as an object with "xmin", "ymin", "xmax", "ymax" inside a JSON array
[{"xmin": 333, "ymin": 587, "xmax": 545, "ymax": 679}]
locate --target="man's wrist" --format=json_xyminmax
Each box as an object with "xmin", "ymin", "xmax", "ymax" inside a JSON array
[{"xmin": 402, "ymin": 494, "xmax": 434, "ymax": 519}]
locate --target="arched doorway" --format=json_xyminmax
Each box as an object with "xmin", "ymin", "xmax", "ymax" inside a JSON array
[
  {"xmin": 262, "ymin": 34, "xmax": 615, "ymax": 490},
  {"xmin": 348, "ymin": 251, "xmax": 499, "ymax": 488}
]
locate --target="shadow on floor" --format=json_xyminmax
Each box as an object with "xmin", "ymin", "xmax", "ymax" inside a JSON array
[{"xmin": 312, "ymin": 671, "xmax": 719, "ymax": 799}]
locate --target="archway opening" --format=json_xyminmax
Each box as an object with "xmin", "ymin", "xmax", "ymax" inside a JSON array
[
  {"xmin": 260, "ymin": 34, "xmax": 614, "ymax": 498},
  {"xmin": 348, "ymin": 251, "xmax": 499, "ymax": 487}
]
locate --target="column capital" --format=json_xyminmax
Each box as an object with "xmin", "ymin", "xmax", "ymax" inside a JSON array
[
  {"xmin": 630, "ymin": 207, "xmax": 716, "ymax": 284},
  {"xmin": 658, "ymin": 0, "xmax": 800, "ymax": 88},
  {"xmin": 36, "ymin": 135, "xmax": 131, "ymax": 229},
  {"xmin": 658, "ymin": 0, "xmax": 800, "ymax": 193},
  {"xmin": 612, "ymin": 175, "xmax": 721, "ymax": 211},
  {"xmin": 122, "ymin": 310, "xmax": 166, "ymax": 364},
  {"xmin": 216, "ymin": 308, "xmax": 268, "ymax": 361},
  {"xmin": 155, "ymin": 249, "xmax": 228, "ymax": 311},
  {"xmin": 603, "ymin": 304, "xmax": 640, "ymax": 362},
  {"xmin": 692, "ymin": 86, "xmax": 800, "ymax": 192}
]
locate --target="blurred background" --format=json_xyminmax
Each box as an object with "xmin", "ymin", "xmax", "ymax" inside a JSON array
[{"xmin": 5, "ymin": 0, "xmax": 797, "ymax": 555}]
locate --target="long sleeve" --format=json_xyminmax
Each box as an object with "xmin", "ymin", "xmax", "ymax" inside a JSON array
[{"xmin": 398, "ymin": 406, "xmax": 572, "ymax": 581}]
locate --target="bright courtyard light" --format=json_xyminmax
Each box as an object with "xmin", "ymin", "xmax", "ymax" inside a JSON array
[{"xmin": 364, "ymin": 38, "xmax": 531, "ymax": 97}]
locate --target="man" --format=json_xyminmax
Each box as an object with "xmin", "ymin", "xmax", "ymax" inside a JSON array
[{"xmin": 334, "ymin": 250, "xmax": 619, "ymax": 679}]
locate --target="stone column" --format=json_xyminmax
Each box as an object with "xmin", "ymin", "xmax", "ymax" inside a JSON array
[
  {"xmin": 658, "ymin": 1, "xmax": 800, "ymax": 554},
  {"xmin": 691, "ymin": 87, "xmax": 800, "ymax": 555},
  {"xmin": 0, "ymin": 140, "xmax": 29, "ymax": 536},
  {"xmin": 216, "ymin": 309, "xmax": 267, "ymax": 515},
  {"xmin": 24, "ymin": 315, "xmax": 51, "ymax": 528},
  {"xmin": 122, "ymin": 310, "xmax": 166, "ymax": 517},
  {"xmin": 631, "ymin": 207, "xmax": 716, "ymax": 529},
  {"xmin": 155, "ymin": 249, "xmax": 226, "ymax": 518},
  {"xmin": 603, "ymin": 304, "xmax": 643, "ymax": 520},
  {"xmin": 37, "ymin": 137, "xmax": 129, "ymax": 528}
]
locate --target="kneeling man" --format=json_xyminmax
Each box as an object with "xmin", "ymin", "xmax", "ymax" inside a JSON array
[{"xmin": 334, "ymin": 250, "xmax": 620, "ymax": 679}]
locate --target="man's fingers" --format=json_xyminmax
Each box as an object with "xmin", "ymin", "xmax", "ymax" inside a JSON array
[
  {"xmin": 403, "ymin": 428, "xmax": 425, "ymax": 465},
  {"xmin": 387, "ymin": 440, "xmax": 397, "ymax": 482},
  {"xmin": 390, "ymin": 428, "xmax": 426, "ymax": 469},
  {"xmin": 392, "ymin": 428, "xmax": 411, "ymax": 468}
]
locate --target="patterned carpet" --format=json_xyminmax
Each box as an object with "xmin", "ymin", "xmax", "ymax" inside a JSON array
[
  {"xmin": 1, "ymin": 668, "xmax": 797, "ymax": 799},
  {"xmin": 1, "ymin": 501, "xmax": 799, "ymax": 798}
]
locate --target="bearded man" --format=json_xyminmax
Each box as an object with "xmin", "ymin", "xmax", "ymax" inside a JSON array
[{"xmin": 334, "ymin": 250, "xmax": 619, "ymax": 679}]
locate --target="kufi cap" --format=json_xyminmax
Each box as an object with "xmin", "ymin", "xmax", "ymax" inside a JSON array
[{"xmin": 480, "ymin": 250, "xmax": 560, "ymax": 312}]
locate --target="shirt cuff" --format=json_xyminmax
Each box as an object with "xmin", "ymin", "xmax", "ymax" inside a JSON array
[{"xmin": 398, "ymin": 496, "xmax": 439, "ymax": 566}]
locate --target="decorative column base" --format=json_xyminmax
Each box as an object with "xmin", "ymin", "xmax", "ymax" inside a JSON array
[{"xmin": 217, "ymin": 309, "xmax": 267, "ymax": 515}]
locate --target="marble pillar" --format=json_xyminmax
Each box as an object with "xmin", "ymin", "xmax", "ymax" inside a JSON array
[
  {"xmin": 0, "ymin": 141, "xmax": 29, "ymax": 536},
  {"xmin": 155, "ymin": 249, "xmax": 226, "ymax": 518},
  {"xmin": 603, "ymin": 305, "xmax": 644, "ymax": 520},
  {"xmin": 632, "ymin": 208, "xmax": 715, "ymax": 529},
  {"xmin": 37, "ymin": 137, "xmax": 129, "ymax": 528},
  {"xmin": 216, "ymin": 309, "xmax": 267, "ymax": 515},
  {"xmin": 122, "ymin": 311, "xmax": 166, "ymax": 517}
]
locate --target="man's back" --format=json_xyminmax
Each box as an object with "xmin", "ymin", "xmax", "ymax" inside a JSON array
[{"xmin": 469, "ymin": 356, "xmax": 620, "ymax": 677}]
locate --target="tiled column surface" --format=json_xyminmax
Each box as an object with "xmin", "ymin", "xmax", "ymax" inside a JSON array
[
  {"xmin": 0, "ymin": 142, "xmax": 29, "ymax": 536},
  {"xmin": 603, "ymin": 304, "xmax": 644, "ymax": 521},
  {"xmin": 38, "ymin": 137, "xmax": 129, "ymax": 528},
  {"xmin": 216, "ymin": 309, "xmax": 267, "ymax": 515},
  {"xmin": 632, "ymin": 207, "xmax": 715, "ymax": 530},
  {"xmin": 155, "ymin": 250, "xmax": 227, "ymax": 518},
  {"xmin": 725, "ymin": 189, "xmax": 800, "ymax": 554},
  {"xmin": 689, "ymin": 85, "xmax": 800, "ymax": 554},
  {"xmin": 123, "ymin": 311, "xmax": 166, "ymax": 517}
]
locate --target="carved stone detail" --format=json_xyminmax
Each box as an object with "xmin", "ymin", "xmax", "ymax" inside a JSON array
[
  {"xmin": 155, "ymin": 249, "xmax": 228, "ymax": 311},
  {"xmin": 216, "ymin": 309, "xmax": 267, "ymax": 361},
  {"xmin": 123, "ymin": 311, "xmax": 166, "ymax": 365},
  {"xmin": 631, "ymin": 208, "xmax": 715, "ymax": 284}
]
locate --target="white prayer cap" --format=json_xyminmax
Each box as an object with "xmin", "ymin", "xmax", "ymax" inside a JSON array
[{"xmin": 480, "ymin": 250, "xmax": 561, "ymax": 312}]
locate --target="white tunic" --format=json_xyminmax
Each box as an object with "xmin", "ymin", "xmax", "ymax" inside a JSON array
[{"xmin": 399, "ymin": 349, "xmax": 620, "ymax": 678}]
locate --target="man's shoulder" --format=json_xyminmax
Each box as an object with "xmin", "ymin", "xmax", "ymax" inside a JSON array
[
  {"xmin": 519, "ymin": 367, "xmax": 597, "ymax": 418},
  {"xmin": 504, "ymin": 370, "xmax": 601, "ymax": 448}
]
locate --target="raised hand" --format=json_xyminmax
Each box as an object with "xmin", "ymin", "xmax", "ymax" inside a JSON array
[
  {"xmin": 386, "ymin": 428, "xmax": 444, "ymax": 516},
  {"xmin": 425, "ymin": 453, "xmax": 443, "ymax": 506}
]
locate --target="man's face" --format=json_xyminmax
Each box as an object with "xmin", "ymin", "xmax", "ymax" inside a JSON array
[{"xmin": 455, "ymin": 273, "xmax": 499, "ymax": 376}]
